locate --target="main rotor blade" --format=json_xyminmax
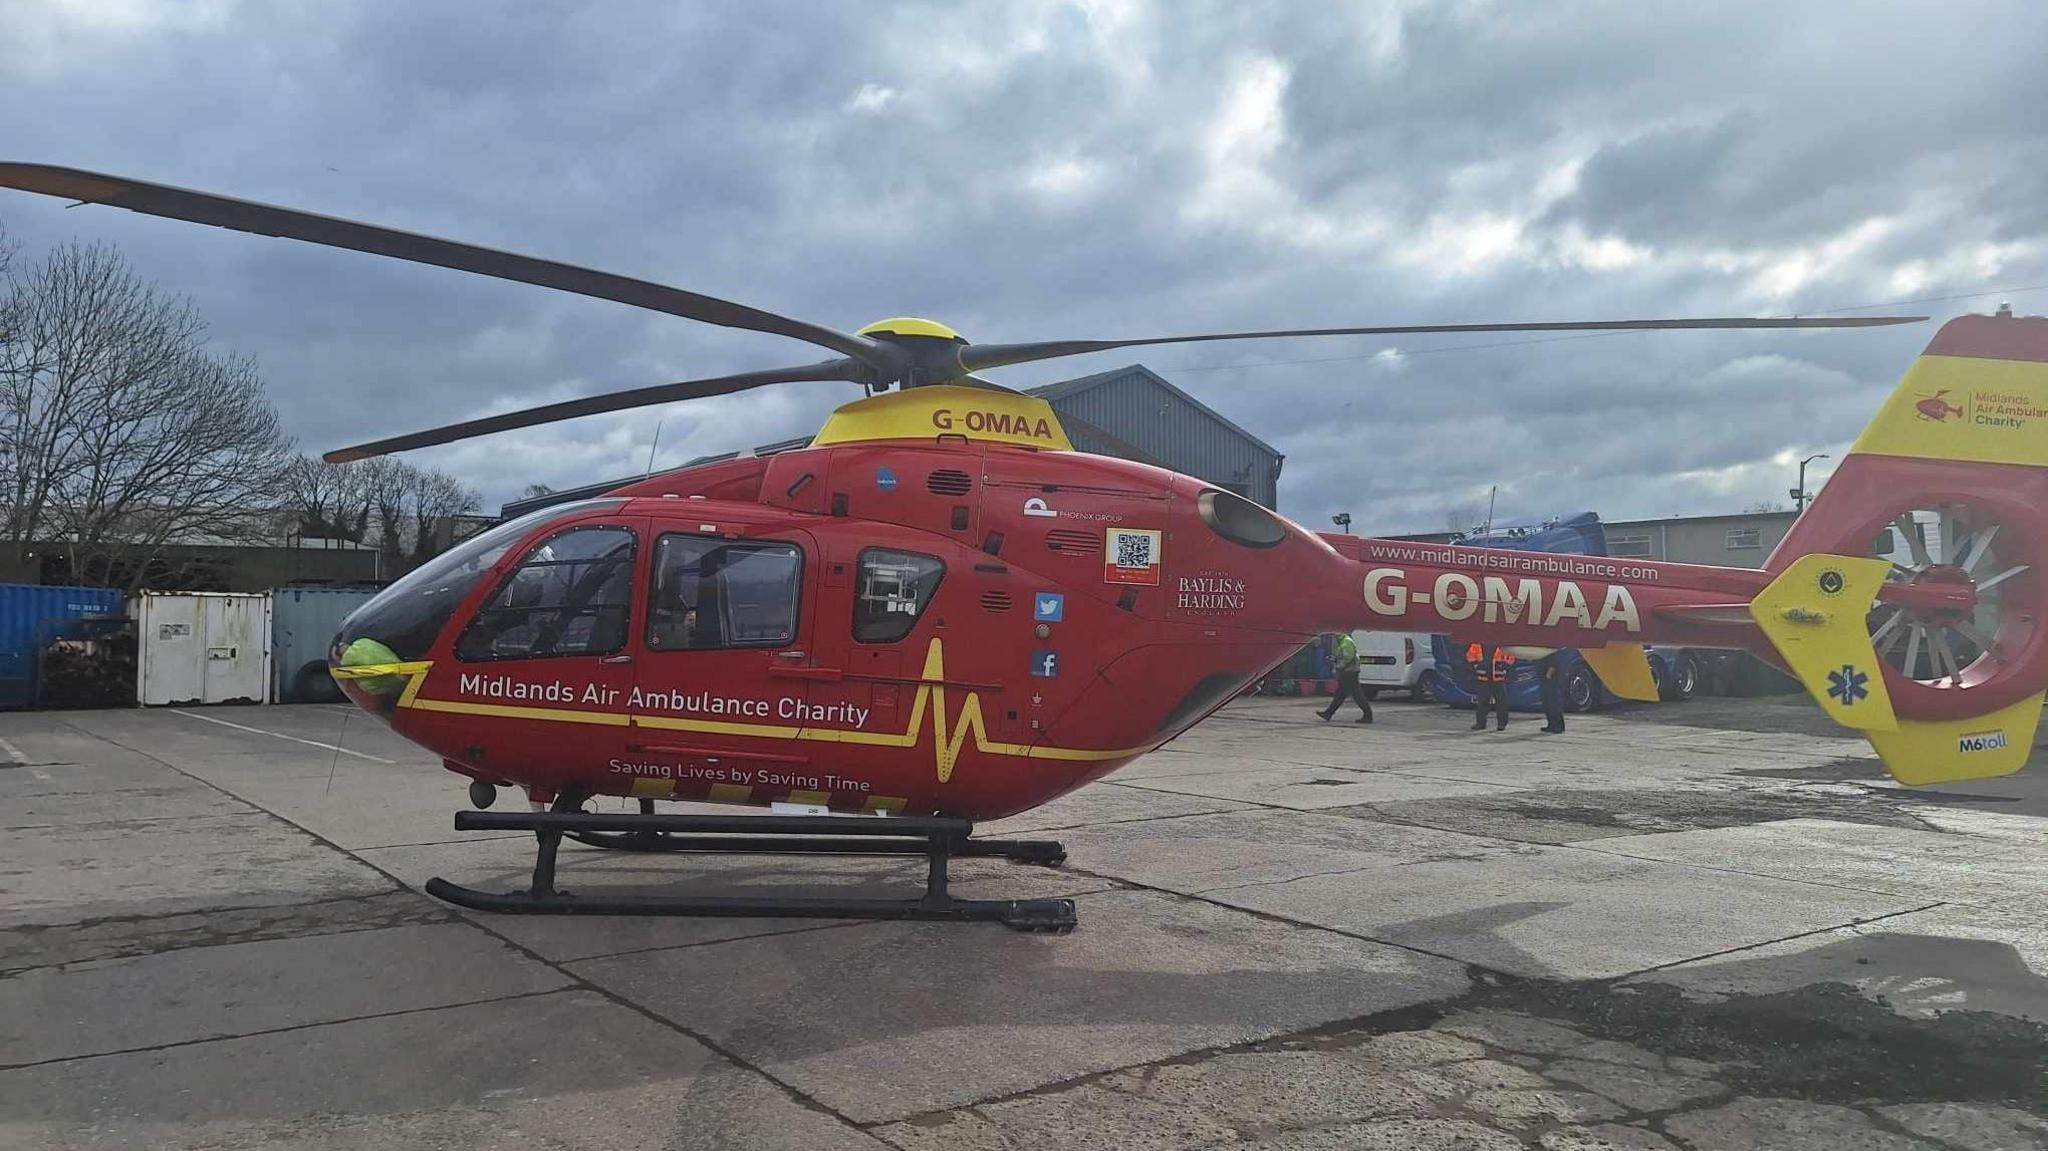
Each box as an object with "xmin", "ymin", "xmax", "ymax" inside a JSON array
[
  {"xmin": 323, "ymin": 359, "xmax": 864, "ymax": 462},
  {"xmin": 0, "ymin": 163, "xmax": 879, "ymax": 363},
  {"xmin": 956, "ymin": 315, "xmax": 1926, "ymax": 374}
]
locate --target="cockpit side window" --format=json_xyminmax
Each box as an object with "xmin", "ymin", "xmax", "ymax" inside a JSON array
[
  {"xmin": 853, "ymin": 548, "xmax": 945, "ymax": 644},
  {"xmin": 456, "ymin": 526, "xmax": 636, "ymax": 661},
  {"xmin": 333, "ymin": 498, "xmax": 627, "ymax": 662},
  {"xmin": 647, "ymin": 535, "xmax": 802, "ymax": 651}
]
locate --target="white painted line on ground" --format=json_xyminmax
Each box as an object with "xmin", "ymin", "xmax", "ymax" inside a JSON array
[
  {"xmin": 0, "ymin": 734, "xmax": 47, "ymax": 778},
  {"xmin": 169, "ymin": 709, "xmax": 397, "ymax": 763}
]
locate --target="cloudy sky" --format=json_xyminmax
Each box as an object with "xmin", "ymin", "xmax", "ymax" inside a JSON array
[{"xmin": 5, "ymin": 0, "xmax": 2045, "ymax": 534}]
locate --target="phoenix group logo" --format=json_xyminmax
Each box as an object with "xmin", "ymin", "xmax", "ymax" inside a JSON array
[{"xmin": 1826, "ymin": 664, "xmax": 1870, "ymax": 707}]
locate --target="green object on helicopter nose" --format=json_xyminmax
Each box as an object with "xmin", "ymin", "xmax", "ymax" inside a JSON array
[{"xmin": 334, "ymin": 636, "xmax": 406, "ymax": 696}]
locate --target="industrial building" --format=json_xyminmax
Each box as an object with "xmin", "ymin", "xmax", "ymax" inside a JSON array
[
  {"xmin": 1600, "ymin": 511, "xmax": 1800, "ymax": 567},
  {"xmin": 1, "ymin": 536, "xmax": 380, "ymax": 591},
  {"xmin": 502, "ymin": 363, "xmax": 1286, "ymax": 519},
  {"xmin": 1386, "ymin": 509, "xmax": 1804, "ymax": 568},
  {"xmin": 1026, "ymin": 366, "xmax": 1284, "ymax": 508}
]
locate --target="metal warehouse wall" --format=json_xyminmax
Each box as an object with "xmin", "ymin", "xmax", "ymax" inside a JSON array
[
  {"xmin": 1035, "ymin": 366, "xmax": 1284, "ymax": 509},
  {"xmin": 1602, "ymin": 512, "xmax": 1800, "ymax": 568}
]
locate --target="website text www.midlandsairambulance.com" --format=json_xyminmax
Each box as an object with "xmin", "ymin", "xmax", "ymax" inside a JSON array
[{"xmin": 1364, "ymin": 543, "xmax": 1662, "ymax": 583}]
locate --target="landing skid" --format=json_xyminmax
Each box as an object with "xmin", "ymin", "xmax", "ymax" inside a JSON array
[
  {"xmin": 424, "ymin": 807, "xmax": 1076, "ymax": 933},
  {"xmin": 560, "ymin": 799, "xmax": 1068, "ymax": 865}
]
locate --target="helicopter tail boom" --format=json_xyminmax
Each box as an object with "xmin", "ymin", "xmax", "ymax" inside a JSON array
[{"xmin": 1311, "ymin": 314, "xmax": 2048, "ymax": 785}]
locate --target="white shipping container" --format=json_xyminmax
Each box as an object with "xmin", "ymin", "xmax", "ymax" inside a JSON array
[{"xmin": 136, "ymin": 592, "xmax": 273, "ymax": 706}]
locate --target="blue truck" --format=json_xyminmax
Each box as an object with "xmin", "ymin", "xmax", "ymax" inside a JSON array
[{"xmin": 1414, "ymin": 513, "xmax": 1700, "ymax": 713}]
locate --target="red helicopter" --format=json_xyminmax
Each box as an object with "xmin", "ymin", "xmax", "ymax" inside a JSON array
[{"xmin": 7, "ymin": 164, "xmax": 2044, "ymax": 933}]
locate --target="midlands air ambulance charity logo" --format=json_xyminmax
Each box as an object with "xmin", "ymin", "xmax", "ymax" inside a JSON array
[{"xmin": 1916, "ymin": 390, "xmax": 1965, "ymax": 422}]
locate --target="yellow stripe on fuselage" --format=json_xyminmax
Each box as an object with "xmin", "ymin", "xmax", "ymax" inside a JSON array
[{"xmin": 366, "ymin": 639, "xmax": 1150, "ymax": 782}]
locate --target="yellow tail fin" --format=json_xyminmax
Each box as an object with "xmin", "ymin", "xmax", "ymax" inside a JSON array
[
  {"xmin": 1867, "ymin": 696, "xmax": 2043, "ymax": 785},
  {"xmin": 1578, "ymin": 644, "xmax": 1659, "ymax": 703},
  {"xmin": 1749, "ymin": 555, "xmax": 1898, "ymax": 734}
]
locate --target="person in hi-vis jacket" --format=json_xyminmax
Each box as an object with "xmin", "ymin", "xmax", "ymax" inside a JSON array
[
  {"xmin": 1467, "ymin": 641, "xmax": 1515, "ymax": 731},
  {"xmin": 1317, "ymin": 633, "xmax": 1374, "ymax": 724}
]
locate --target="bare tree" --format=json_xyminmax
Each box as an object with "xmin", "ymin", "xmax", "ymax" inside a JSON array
[
  {"xmin": 360, "ymin": 455, "xmax": 412, "ymax": 574},
  {"xmin": 282, "ymin": 455, "xmax": 372, "ymax": 542},
  {"xmin": 299, "ymin": 454, "xmax": 481, "ymax": 574},
  {"xmin": 1443, "ymin": 503, "xmax": 1480, "ymax": 535},
  {"xmin": 407, "ymin": 465, "xmax": 481, "ymax": 560},
  {"xmin": 1, "ymin": 240, "xmax": 294, "ymax": 588},
  {"xmin": 520, "ymin": 482, "xmax": 555, "ymax": 500},
  {"xmin": 0, "ymin": 223, "xmax": 15, "ymax": 344}
]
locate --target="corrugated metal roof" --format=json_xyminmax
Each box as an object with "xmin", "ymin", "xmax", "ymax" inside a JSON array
[
  {"xmin": 1030, "ymin": 364, "xmax": 1285, "ymax": 460},
  {"xmin": 1030, "ymin": 364, "xmax": 1284, "ymax": 507}
]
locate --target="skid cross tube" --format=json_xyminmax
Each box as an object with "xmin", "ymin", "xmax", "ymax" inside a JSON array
[{"xmin": 423, "ymin": 809, "xmax": 1075, "ymax": 932}]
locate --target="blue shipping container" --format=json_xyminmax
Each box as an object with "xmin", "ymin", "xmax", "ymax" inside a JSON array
[
  {"xmin": 0, "ymin": 583, "xmax": 128, "ymax": 710},
  {"xmin": 271, "ymin": 585, "xmax": 383, "ymax": 703}
]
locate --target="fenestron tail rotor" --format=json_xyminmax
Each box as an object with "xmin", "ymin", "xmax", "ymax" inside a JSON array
[{"xmin": 0, "ymin": 162, "xmax": 1929, "ymax": 463}]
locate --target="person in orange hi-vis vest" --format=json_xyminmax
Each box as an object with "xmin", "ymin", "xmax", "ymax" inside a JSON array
[{"xmin": 1467, "ymin": 641, "xmax": 1515, "ymax": 732}]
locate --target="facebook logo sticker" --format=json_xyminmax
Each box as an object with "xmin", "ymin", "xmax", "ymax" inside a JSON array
[
  {"xmin": 1031, "ymin": 651, "xmax": 1060, "ymax": 678},
  {"xmin": 1033, "ymin": 592, "xmax": 1065, "ymax": 622}
]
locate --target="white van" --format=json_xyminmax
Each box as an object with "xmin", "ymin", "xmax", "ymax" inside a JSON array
[{"xmin": 1353, "ymin": 630, "xmax": 1436, "ymax": 699}]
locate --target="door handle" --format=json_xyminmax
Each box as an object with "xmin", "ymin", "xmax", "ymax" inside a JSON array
[
  {"xmin": 599, "ymin": 654, "xmax": 633, "ymax": 665},
  {"xmin": 769, "ymin": 666, "xmax": 844, "ymax": 682}
]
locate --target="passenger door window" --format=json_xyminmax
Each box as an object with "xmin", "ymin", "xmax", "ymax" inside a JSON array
[
  {"xmin": 648, "ymin": 536, "xmax": 803, "ymax": 650},
  {"xmin": 456, "ymin": 526, "xmax": 636, "ymax": 661}
]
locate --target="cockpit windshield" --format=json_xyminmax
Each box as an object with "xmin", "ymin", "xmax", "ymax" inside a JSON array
[{"xmin": 333, "ymin": 499, "xmax": 627, "ymax": 663}]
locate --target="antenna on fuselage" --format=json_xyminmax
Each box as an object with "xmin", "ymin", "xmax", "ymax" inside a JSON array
[{"xmin": 644, "ymin": 417, "xmax": 665, "ymax": 475}]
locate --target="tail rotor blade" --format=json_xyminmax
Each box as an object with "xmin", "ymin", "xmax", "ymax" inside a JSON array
[{"xmin": 323, "ymin": 359, "xmax": 865, "ymax": 462}]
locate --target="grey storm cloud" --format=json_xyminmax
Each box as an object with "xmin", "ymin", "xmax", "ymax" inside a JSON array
[{"xmin": 3, "ymin": 0, "xmax": 2045, "ymax": 532}]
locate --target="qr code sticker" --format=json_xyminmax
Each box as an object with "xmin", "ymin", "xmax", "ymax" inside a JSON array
[{"xmin": 1104, "ymin": 528, "xmax": 1162, "ymax": 585}]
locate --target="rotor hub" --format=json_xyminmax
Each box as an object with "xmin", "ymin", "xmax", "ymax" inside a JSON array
[{"xmin": 857, "ymin": 317, "xmax": 966, "ymax": 343}]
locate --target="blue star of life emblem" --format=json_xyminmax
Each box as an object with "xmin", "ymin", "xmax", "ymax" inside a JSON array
[{"xmin": 1826, "ymin": 664, "xmax": 1869, "ymax": 706}]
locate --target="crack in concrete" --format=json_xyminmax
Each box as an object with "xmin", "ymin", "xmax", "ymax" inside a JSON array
[
  {"xmin": 50, "ymin": 717, "xmax": 882, "ymax": 1139},
  {"xmin": 0, "ymin": 986, "xmax": 567, "ymax": 1072},
  {"xmin": 1613, "ymin": 902, "xmax": 1949, "ymax": 980},
  {"xmin": 0, "ymin": 894, "xmax": 458, "ymax": 977}
]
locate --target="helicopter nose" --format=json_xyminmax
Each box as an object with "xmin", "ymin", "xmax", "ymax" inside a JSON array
[{"xmin": 328, "ymin": 634, "xmax": 408, "ymax": 718}]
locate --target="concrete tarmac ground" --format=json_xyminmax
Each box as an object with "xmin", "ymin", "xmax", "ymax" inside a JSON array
[{"xmin": 4, "ymin": 695, "xmax": 2047, "ymax": 1149}]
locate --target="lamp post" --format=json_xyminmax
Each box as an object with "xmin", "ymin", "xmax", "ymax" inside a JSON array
[
  {"xmin": 1331, "ymin": 512, "xmax": 1352, "ymax": 534},
  {"xmin": 1790, "ymin": 453, "xmax": 1829, "ymax": 512}
]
